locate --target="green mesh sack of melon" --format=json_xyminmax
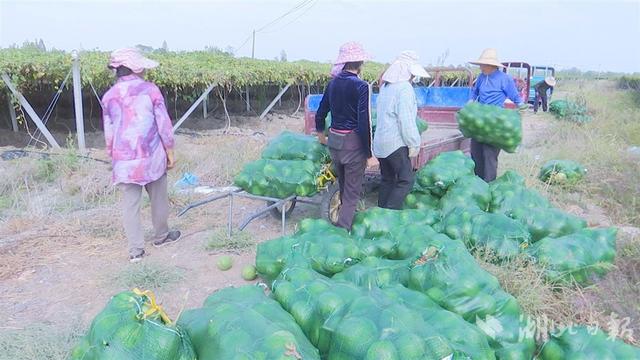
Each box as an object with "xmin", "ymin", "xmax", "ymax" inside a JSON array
[
  {"xmin": 332, "ymin": 257, "xmax": 412, "ymax": 289},
  {"xmin": 526, "ymin": 227, "xmax": 617, "ymax": 286},
  {"xmin": 350, "ymin": 207, "xmax": 440, "ymax": 258},
  {"xmin": 538, "ymin": 325, "xmax": 640, "ymax": 360},
  {"xmin": 406, "ymin": 239, "xmax": 536, "ymax": 360},
  {"xmin": 439, "ymin": 175, "xmax": 492, "ymax": 213},
  {"xmin": 273, "ymin": 262, "xmax": 485, "ymax": 359},
  {"xmin": 255, "ymin": 219, "xmax": 361, "ymax": 283},
  {"xmin": 234, "ymin": 159, "xmax": 321, "ymax": 198},
  {"xmin": 415, "ymin": 150, "xmax": 476, "ymax": 196},
  {"xmin": 261, "ymin": 130, "xmax": 330, "ymax": 163},
  {"xmin": 71, "ymin": 290, "xmax": 196, "ymax": 360},
  {"xmin": 177, "ymin": 285, "xmax": 320, "ymax": 360},
  {"xmin": 489, "ymin": 171, "xmax": 550, "ymax": 215},
  {"xmin": 438, "ymin": 206, "xmax": 530, "ymax": 259},
  {"xmin": 538, "ymin": 159, "xmax": 587, "ymax": 184},
  {"xmin": 456, "ymin": 102, "xmax": 522, "ymax": 153}
]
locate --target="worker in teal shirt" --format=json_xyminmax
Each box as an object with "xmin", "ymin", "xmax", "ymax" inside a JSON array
[{"xmin": 469, "ymin": 48, "xmax": 527, "ymax": 181}]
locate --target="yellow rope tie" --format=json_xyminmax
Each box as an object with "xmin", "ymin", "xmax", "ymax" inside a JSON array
[
  {"xmin": 132, "ymin": 288, "xmax": 173, "ymax": 325},
  {"xmin": 316, "ymin": 164, "xmax": 337, "ymax": 190}
]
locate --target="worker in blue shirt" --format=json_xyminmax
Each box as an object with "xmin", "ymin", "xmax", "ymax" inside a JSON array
[{"xmin": 469, "ymin": 48, "xmax": 528, "ymax": 181}]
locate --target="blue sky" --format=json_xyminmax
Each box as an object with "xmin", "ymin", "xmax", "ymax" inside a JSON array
[{"xmin": 1, "ymin": 0, "xmax": 638, "ymax": 72}]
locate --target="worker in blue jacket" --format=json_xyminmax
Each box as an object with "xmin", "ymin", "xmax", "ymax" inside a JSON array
[{"xmin": 469, "ymin": 48, "xmax": 528, "ymax": 181}]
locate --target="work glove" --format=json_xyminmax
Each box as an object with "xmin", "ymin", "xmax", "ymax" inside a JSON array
[{"xmin": 409, "ymin": 147, "xmax": 420, "ymax": 158}]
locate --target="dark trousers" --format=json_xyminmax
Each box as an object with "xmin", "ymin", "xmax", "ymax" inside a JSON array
[
  {"xmin": 328, "ymin": 132, "xmax": 367, "ymax": 230},
  {"xmin": 471, "ymin": 139, "xmax": 500, "ymax": 182},
  {"xmin": 377, "ymin": 147, "xmax": 414, "ymax": 210},
  {"xmin": 534, "ymin": 89, "xmax": 548, "ymax": 112}
]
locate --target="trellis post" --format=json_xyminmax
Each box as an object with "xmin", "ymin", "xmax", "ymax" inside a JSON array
[
  {"xmin": 71, "ymin": 50, "xmax": 86, "ymax": 152},
  {"xmin": 7, "ymin": 96, "xmax": 18, "ymax": 132},
  {"xmin": 1, "ymin": 72, "xmax": 60, "ymax": 149}
]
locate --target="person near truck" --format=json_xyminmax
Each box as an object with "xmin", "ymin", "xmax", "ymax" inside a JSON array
[
  {"xmin": 469, "ymin": 48, "xmax": 527, "ymax": 182},
  {"xmin": 102, "ymin": 48, "xmax": 181, "ymax": 263},
  {"xmin": 315, "ymin": 42, "xmax": 373, "ymax": 230},
  {"xmin": 373, "ymin": 51, "xmax": 429, "ymax": 209},
  {"xmin": 533, "ymin": 76, "xmax": 556, "ymax": 113}
]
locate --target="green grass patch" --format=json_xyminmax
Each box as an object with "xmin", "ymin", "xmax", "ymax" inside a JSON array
[
  {"xmin": 111, "ymin": 262, "xmax": 185, "ymax": 291},
  {"xmin": 205, "ymin": 229, "xmax": 255, "ymax": 252}
]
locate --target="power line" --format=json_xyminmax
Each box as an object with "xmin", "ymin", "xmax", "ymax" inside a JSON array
[
  {"xmin": 261, "ymin": 0, "xmax": 318, "ymax": 34},
  {"xmin": 256, "ymin": 0, "xmax": 315, "ymax": 33}
]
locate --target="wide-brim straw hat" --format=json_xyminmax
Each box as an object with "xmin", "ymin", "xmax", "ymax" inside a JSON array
[
  {"xmin": 334, "ymin": 42, "xmax": 371, "ymax": 64},
  {"xmin": 469, "ymin": 48, "xmax": 505, "ymax": 68},
  {"xmin": 545, "ymin": 76, "xmax": 557, "ymax": 87},
  {"xmin": 381, "ymin": 50, "xmax": 430, "ymax": 83},
  {"xmin": 108, "ymin": 48, "xmax": 159, "ymax": 73}
]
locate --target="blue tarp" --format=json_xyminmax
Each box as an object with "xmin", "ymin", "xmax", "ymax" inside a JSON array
[{"xmin": 306, "ymin": 86, "xmax": 471, "ymax": 112}]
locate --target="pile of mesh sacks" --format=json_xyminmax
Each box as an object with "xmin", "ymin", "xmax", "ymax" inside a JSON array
[
  {"xmin": 74, "ymin": 150, "xmax": 639, "ymax": 360},
  {"xmin": 235, "ymin": 131, "xmax": 330, "ymax": 198}
]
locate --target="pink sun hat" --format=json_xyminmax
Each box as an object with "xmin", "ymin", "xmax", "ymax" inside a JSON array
[
  {"xmin": 330, "ymin": 42, "xmax": 371, "ymax": 77},
  {"xmin": 108, "ymin": 48, "xmax": 159, "ymax": 74}
]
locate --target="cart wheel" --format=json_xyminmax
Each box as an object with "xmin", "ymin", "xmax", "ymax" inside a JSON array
[
  {"xmin": 320, "ymin": 183, "xmax": 341, "ymax": 225},
  {"xmin": 267, "ymin": 199, "xmax": 297, "ymax": 219}
]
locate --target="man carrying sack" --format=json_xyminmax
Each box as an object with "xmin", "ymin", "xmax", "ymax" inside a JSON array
[{"xmin": 469, "ymin": 48, "xmax": 527, "ymax": 181}]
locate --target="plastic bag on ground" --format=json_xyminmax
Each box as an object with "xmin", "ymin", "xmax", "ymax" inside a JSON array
[
  {"xmin": 406, "ymin": 237, "xmax": 536, "ymax": 359},
  {"xmin": 526, "ymin": 227, "xmax": 617, "ymax": 285},
  {"xmin": 539, "ymin": 325, "xmax": 640, "ymax": 359},
  {"xmin": 456, "ymin": 102, "xmax": 522, "ymax": 153},
  {"xmin": 234, "ymin": 159, "xmax": 321, "ymax": 198},
  {"xmin": 71, "ymin": 290, "xmax": 196, "ymax": 360},
  {"xmin": 439, "ymin": 175, "xmax": 492, "ymax": 213},
  {"xmin": 177, "ymin": 286, "xmax": 320, "ymax": 360},
  {"xmin": 415, "ymin": 150, "xmax": 476, "ymax": 197},
  {"xmin": 538, "ymin": 159, "xmax": 587, "ymax": 184},
  {"xmin": 262, "ymin": 130, "xmax": 330, "ymax": 163}
]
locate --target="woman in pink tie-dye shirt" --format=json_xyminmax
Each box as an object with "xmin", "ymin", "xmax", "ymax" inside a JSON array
[{"xmin": 102, "ymin": 48, "xmax": 181, "ymax": 262}]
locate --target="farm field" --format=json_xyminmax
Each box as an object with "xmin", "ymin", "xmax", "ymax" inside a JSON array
[{"xmin": 0, "ymin": 78, "xmax": 639, "ymax": 359}]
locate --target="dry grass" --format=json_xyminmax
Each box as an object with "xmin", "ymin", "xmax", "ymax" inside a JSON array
[
  {"xmin": 0, "ymin": 322, "xmax": 84, "ymax": 360},
  {"xmin": 205, "ymin": 228, "xmax": 255, "ymax": 253},
  {"xmin": 110, "ymin": 262, "xmax": 185, "ymax": 291}
]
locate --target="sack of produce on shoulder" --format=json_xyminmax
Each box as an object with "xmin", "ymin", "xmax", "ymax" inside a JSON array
[
  {"xmin": 71, "ymin": 290, "xmax": 196, "ymax": 360},
  {"xmin": 439, "ymin": 175, "xmax": 492, "ymax": 213},
  {"xmin": 539, "ymin": 325, "xmax": 640, "ymax": 360},
  {"xmin": 510, "ymin": 206, "xmax": 587, "ymax": 242},
  {"xmin": 177, "ymin": 286, "xmax": 320, "ymax": 360},
  {"xmin": 456, "ymin": 102, "xmax": 522, "ymax": 153},
  {"xmin": 407, "ymin": 239, "xmax": 536, "ymax": 359},
  {"xmin": 415, "ymin": 150, "xmax": 476, "ymax": 197},
  {"xmin": 262, "ymin": 130, "xmax": 330, "ymax": 163},
  {"xmin": 234, "ymin": 159, "xmax": 321, "ymax": 198},
  {"xmin": 526, "ymin": 227, "xmax": 617, "ymax": 286},
  {"xmin": 538, "ymin": 159, "xmax": 587, "ymax": 184}
]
